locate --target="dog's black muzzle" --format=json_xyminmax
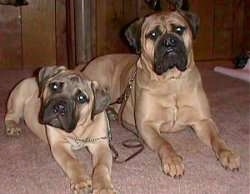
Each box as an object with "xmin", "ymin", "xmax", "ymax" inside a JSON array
[
  {"xmin": 40, "ymin": 97, "xmax": 77, "ymax": 133},
  {"xmin": 154, "ymin": 33, "xmax": 187, "ymax": 75}
]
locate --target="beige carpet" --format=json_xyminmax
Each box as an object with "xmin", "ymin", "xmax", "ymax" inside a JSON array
[{"xmin": 0, "ymin": 67, "xmax": 249, "ymax": 194}]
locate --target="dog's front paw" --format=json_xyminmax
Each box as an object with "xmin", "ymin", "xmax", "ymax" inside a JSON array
[
  {"xmin": 70, "ymin": 178, "xmax": 92, "ymax": 194},
  {"xmin": 5, "ymin": 121, "xmax": 22, "ymax": 136},
  {"xmin": 93, "ymin": 187, "xmax": 117, "ymax": 194},
  {"xmin": 217, "ymin": 149, "xmax": 240, "ymax": 170},
  {"xmin": 161, "ymin": 154, "xmax": 185, "ymax": 178}
]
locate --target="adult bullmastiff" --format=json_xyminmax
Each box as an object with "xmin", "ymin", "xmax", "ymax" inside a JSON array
[
  {"xmin": 82, "ymin": 10, "xmax": 240, "ymax": 177},
  {"xmin": 4, "ymin": 66, "xmax": 116, "ymax": 194}
]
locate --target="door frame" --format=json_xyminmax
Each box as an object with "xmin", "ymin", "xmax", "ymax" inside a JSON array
[{"xmin": 66, "ymin": 0, "xmax": 96, "ymax": 68}]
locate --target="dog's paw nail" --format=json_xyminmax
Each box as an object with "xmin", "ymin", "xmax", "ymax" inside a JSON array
[
  {"xmin": 174, "ymin": 175, "xmax": 182, "ymax": 179},
  {"xmin": 218, "ymin": 150, "xmax": 240, "ymax": 171},
  {"xmin": 93, "ymin": 188, "xmax": 116, "ymax": 194},
  {"xmin": 71, "ymin": 178, "xmax": 92, "ymax": 193},
  {"xmin": 233, "ymin": 168, "xmax": 239, "ymax": 172},
  {"xmin": 161, "ymin": 154, "xmax": 184, "ymax": 178},
  {"xmin": 6, "ymin": 126, "xmax": 22, "ymax": 136}
]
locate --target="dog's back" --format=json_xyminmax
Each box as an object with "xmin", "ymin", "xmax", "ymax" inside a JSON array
[{"xmin": 83, "ymin": 54, "xmax": 138, "ymax": 102}]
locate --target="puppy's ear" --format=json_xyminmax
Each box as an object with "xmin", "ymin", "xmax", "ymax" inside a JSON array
[
  {"xmin": 90, "ymin": 81, "xmax": 111, "ymax": 120},
  {"xmin": 180, "ymin": 10, "xmax": 200, "ymax": 39},
  {"xmin": 38, "ymin": 65, "xmax": 66, "ymax": 91},
  {"xmin": 124, "ymin": 18, "xmax": 145, "ymax": 54}
]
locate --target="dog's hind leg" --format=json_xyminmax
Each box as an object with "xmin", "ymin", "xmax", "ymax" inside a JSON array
[{"xmin": 5, "ymin": 80, "xmax": 30, "ymax": 136}]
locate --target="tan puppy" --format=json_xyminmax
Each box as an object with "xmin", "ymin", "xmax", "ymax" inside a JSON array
[
  {"xmin": 82, "ymin": 10, "xmax": 240, "ymax": 177},
  {"xmin": 5, "ymin": 66, "xmax": 116, "ymax": 194}
]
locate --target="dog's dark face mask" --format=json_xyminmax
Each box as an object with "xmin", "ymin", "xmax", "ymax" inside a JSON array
[
  {"xmin": 150, "ymin": 26, "xmax": 188, "ymax": 75},
  {"xmin": 41, "ymin": 95, "xmax": 79, "ymax": 133},
  {"xmin": 38, "ymin": 66, "xmax": 110, "ymax": 133},
  {"xmin": 125, "ymin": 10, "xmax": 199, "ymax": 76}
]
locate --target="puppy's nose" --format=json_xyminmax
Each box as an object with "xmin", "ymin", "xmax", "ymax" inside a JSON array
[
  {"xmin": 53, "ymin": 101, "xmax": 67, "ymax": 115},
  {"xmin": 164, "ymin": 37, "xmax": 176, "ymax": 48}
]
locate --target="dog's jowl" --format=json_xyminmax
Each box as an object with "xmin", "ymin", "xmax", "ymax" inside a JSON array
[
  {"xmin": 82, "ymin": 10, "xmax": 240, "ymax": 178},
  {"xmin": 5, "ymin": 66, "xmax": 116, "ymax": 194}
]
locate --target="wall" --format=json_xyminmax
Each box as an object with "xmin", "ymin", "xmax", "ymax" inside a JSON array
[
  {"xmin": 0, "ymin": 0, "xmax": 248, "ymax": 69},
  {"xmin": 93, "ymin": 0, "xmax": 247, "ymax": 61},
  {"xmin": 0, "ymin": 0, "xmax": 67, "ymax": 69},
  {"xmin": 244, "ymin": 0, "xmax": 250, "ymax": 51}
]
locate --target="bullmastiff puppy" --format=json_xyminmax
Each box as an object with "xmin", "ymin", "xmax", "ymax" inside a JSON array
[
  {"xmin": 4, "ymin": 66, "xmax": 116, "ymax": 194},
  {"xmin": 82, "ymin": 10, "xmax": 240, "ymax": 177}
]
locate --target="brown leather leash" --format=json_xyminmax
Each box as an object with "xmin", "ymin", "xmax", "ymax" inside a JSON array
[{"xmin": 109, "ymin": 69, "xmax": 145, "ymax": 163}]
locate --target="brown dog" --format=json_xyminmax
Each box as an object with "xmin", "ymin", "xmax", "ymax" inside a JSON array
[
  {"xmin": 5, "ymin": 66, "xmax": 116, "ymax": 194},
  {"xmin": 82, "ymin": 10, "xmax": 240, "ymax": 177}
]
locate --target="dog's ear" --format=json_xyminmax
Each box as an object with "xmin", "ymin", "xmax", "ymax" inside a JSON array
[
  {"xmin": 171, "ymin": 0, "xmax": 184, "ymax": 9},
  {"xmin": 144, "ymin": 0, "xmax": 189, "ymax": 11},
  {"xmin": 180, "ymin": 10, "xmax": 200, "ymax": 39},
  {"xmin": 124, "ymin": 18, "xmax": 145, "ymax": 54},
  {"xmin": 38, "ymin": 65, "xmax": 66, "ymax": 91},
  {"xmin": 144, "ymin": 0, "xmax": 161, "ymax": 10},
  {"xmin": 90, "ymin": 81, "xmax": 111, "ymax": 120}
]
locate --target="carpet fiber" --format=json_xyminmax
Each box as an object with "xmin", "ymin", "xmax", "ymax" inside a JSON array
[{"xmin": 0, "ymin": 67, "xmax": 249, "ymax": 194}]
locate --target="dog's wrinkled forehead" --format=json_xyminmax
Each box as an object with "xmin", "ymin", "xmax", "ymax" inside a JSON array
[
  {"xmin": 48, "ymin": 72, "xmax": 92, "ymax": 94},
  {"xmin": 143, "ymin": 11, "xmax": 190, "ymax": 33},
  {"xmin": 125, "ymin": 10, "xmax": 199, "ymax": 54}
]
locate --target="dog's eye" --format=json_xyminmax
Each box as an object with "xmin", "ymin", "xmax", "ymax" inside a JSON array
[
  {"xmin": 174, "ymin": 25, "xmax": 186, "ymax": 35},
  {"xmin": 49, "ymin": 82, "xmax": 63, "ymax": 92},
  {"xmin": 76, "ymin": 91, "xmax": 89, "ymax": 104},
  {"xmin": 146, "ymin": 28, "xmax": 162, "ymax": 40}
]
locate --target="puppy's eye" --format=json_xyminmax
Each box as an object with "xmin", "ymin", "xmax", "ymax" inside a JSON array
[
  {"xmin": 174, "ymin": 25, "xmax": 186, "ymax": 35},
  {"xmin": 146, "ymin": 28, "xmax": 162, "ymax": 40},
  {"xmin": 49, "ymin": 82, "xmax": 63, "ymax": 92},
  {"xmin": 76, "ymin": 91, "xmax": 89, "ymax": 104}
]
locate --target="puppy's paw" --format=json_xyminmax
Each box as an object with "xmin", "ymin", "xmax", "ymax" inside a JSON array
[
  {"xmin": 161, "ymin": 154, "xmax": 185, "ymax": 178},
  {"xmin": 5, "ymin": 121, "xmax": 22, "ymax": 136},
  {"xmin": 93, "ymin": 187, "xmax": 117, "ymax": 194},
  {"xmin": 217, "ymin": 149, "xmax": 240, "ymax": 171},
  {"xmin": 70, "ymin": 178, "xmax": 92, "ymax": 194}
]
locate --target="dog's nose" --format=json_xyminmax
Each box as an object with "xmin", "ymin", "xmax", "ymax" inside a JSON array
[
  {"xmin": 53, "ymin": 101, "xmax": 67, "ymax": 115},
  {"xmin": 164, "ymin": 37, "xmax": 177, "ymax": 48}
]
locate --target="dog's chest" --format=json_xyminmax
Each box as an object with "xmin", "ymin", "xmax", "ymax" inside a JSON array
[
  {"xmin": 142, "ymin": 85, "xmax": 186, "ymax": 131},
  {"xmin": 137, "ymin": 71, "xmax": 195, "ymax": 131},
  {"xmin": 158, "ymin": 95, "xmax": 191, "ymax": 132},
  {"xmin": 158, "ymin": 93, "xmax": 178, "ymax": 125},
  {"xmin": 138, "ymin": 89, "xmax": 176, "ymax": 125}
]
